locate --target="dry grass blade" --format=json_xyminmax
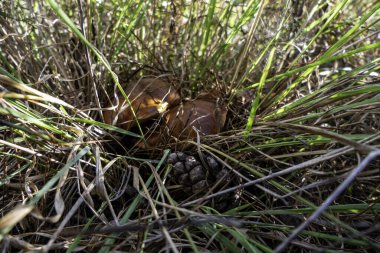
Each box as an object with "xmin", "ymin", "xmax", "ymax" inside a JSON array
[
  {"xmin": 0, "ymin": 205, "xmax": 34, "ymax": 235},
  {"xmin": 138, "ymin": 174, "xmax": 179, "ymax": 253},
  {"xmin": 230, "ymin": 0, "xmax": 268, "ymax": 89},
  {"xmin": 274, "ymin": 150, "xmax": 380, "ymax": 253},
  {"xmin": 0, "ymin": 74, "xmax": 76, "ymax": 111},
  {"xmin": 183, "ymin": 143, "xmax": 357, "ymax": 207},
  {"xmin": 263, "ymin": 122, "xmax": 377, "ymax": 153}
]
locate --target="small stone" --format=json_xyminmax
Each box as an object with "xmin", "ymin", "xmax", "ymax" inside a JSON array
[
  {"xmin": 177, "ymin": 152, "xmax": 187, "ymax": 162},
  {"xmin": 185, "ymin": 156, "xmax": 199, "ymax": 170},
  {"xmin": 192, "ymin": 180, "xmax": 208, "ymax": 193},
  {"xmin": 189, "ymin": 165, "xmax": 205, "ymax": 183},
  {"xmin": 178, "ymin": 173, "xmax": 191, "ymax": 186},
  {"xmin": 167, "ymin": 153, "xmax": 178, "ymax": 164},
  {"xmin": 173, "ymin": 162, "xmax": 186, "ymax": 175}
]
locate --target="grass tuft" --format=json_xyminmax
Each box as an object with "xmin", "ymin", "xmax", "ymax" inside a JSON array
[{"xmin": 0, "ymin": 0, "xmax": 379, "ymax": 252}]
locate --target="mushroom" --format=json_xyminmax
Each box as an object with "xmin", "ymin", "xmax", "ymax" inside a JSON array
[
  {"xmin": 139, "ymin": 91, "xmax": 228, "ymax": 148},
  {"xmin": 104, "ymin": 78, "xmax": 180, "ymax": 130},
  {"xmin": 165, "ymin": 92, "xmax": 227, "ymax": 140}
]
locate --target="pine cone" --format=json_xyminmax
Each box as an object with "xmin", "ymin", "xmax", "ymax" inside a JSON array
[{"xmin": 167, "ymin": 152, "xmax": 230, "ymax": 196}]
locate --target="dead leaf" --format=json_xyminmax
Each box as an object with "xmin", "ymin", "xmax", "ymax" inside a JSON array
[{"xmin": 0, "ymin": 205, "xmax": 34, "ymax": 231}]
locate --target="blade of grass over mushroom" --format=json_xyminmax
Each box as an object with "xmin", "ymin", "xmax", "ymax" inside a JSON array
[
  {"xmin": 45, "ymin": 0, "xmax": 145, "ymax": 139},
  {"xmin": 244, "ymin": 44, "xmax": 276, "ymax": 139}
]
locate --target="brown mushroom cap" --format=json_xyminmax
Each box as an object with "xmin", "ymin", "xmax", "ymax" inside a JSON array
[
  {"xmin": 104, "ymin": 78, "xmax": 180, "ymax": 130},
  {"xmin": 138, "ymin": 91, "xmax": 228, "ymax": 148},
  {"xmin": 165, "ymin": 95, "xmax": 227, "ymax": 141}
]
